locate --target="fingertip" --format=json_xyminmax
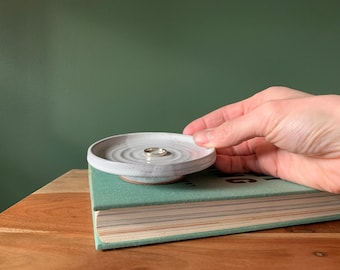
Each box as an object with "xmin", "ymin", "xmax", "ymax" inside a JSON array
[
  {"xmin": 182, "ymin": 126, "xmax": 192, "ymax": 135},
  {"xmin": 192, "ymin": 130, "xmax": 215, "ymax": 148}
]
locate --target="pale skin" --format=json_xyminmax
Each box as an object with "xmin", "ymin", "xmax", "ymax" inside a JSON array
[{"xmin": 183, "ymin": 86, "xmax": 340, "ymax": 194}]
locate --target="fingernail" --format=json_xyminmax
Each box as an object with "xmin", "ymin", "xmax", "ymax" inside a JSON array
[{"xmin": 193, "ymin": 129, "xmax": 214, "ymax": 147}]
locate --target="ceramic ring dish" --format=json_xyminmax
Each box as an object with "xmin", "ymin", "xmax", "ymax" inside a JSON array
[{"xmin": 87, "ymin": 132, "xmax": 216, "ymax": 184}]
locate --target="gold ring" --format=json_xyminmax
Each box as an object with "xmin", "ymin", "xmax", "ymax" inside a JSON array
[{"xmin": 144, "ymin": 147, "xmax": 169, "ymax": 157}]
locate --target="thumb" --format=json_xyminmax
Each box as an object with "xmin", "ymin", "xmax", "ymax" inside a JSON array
[{"xmin": 192, "ymin": 106, "xmax": 272, "ymax": 148}]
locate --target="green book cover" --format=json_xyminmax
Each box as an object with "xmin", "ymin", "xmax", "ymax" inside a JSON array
[{"xmin": 88, "ymin": 166, "xmax": 340, "ymax": 250}]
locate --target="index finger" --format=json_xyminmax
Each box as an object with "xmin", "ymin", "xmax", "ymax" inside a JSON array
[
  {"xmin": 183, "ymin": 86, "xmax": 310, "ymax": 135},
  {"xmin": 183, "ymin": 100, "xmax": 247, "ymax": 135}
]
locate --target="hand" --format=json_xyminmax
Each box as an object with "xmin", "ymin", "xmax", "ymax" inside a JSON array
[{"xmin": 183, "ymin": 86, "xmax": 340, "ymax": 193}]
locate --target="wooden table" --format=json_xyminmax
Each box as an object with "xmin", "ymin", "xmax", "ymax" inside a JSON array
[{"xmin": 1, "ymin": 170, "xmax": 340, "ymax": 269}]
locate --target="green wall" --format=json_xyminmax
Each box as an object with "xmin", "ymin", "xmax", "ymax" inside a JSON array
[{"xmin": 1, "ymin": 0, "xmax": 340, "ymax": 211}]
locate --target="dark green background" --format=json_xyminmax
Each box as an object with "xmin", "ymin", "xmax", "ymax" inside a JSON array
[{"xmin": 1, "ymin": 0, "xmax": 340, "ymax": 211}]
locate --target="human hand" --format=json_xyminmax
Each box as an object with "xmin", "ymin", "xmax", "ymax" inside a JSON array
[{"xmin": 183, "ymin": 86, "xmax": 340, "ymax": 193}]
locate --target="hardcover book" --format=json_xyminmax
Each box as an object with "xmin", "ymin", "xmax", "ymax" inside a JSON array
[{"xmin": 88, "ymin": 166, "xmax": 340, "ymax": 250}]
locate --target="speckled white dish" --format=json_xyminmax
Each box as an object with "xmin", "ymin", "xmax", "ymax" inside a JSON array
[{"xmin": 87, "ymin": 132, "xmax": 216, "ymax": 184}]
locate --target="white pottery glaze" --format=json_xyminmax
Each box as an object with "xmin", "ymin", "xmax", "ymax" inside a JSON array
[{"xmin": 87, "ymin": 132, "xmax": 216, "ymax": 184}]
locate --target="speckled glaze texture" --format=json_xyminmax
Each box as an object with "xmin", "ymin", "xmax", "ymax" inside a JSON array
[{"xmin": 87, "ymin": 132, "xmax": 216, "ymax": 184}]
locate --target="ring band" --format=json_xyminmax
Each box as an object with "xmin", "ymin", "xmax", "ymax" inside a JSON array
[{"xmin": 144, "ymin": 147, "xmax": 169, "ymax": 157}]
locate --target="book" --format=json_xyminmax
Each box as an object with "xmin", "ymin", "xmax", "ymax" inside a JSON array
[{"xmin": 88, "ymin": 166, "xmax": 340, "ymax": 250}]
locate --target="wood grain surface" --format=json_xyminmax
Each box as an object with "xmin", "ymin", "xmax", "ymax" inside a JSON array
[{"xmin": 1, "ymin": 170, "xmax": 340, "ymax": 270}]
